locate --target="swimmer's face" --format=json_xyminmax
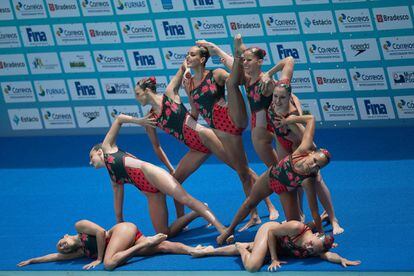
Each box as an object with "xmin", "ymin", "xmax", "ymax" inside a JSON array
[
  {"xmin": 57, "ymin": 234, "xmax": 76, "ymax": 254},
  {"xmin": 89, "ymin": 149, "xmax": 105, "ymax": 169},
  {"xmin": 303, "ymin": 234, "xmax": 324, "ymax": 256},
  {"xmin": 134, "ymin": 85, "xmax": 148, "ymax": 106},
  {"xmin": 243, "ymin": 50, "xmax": 262, "ymax": 75},
  {"xmin": 186, "ymin": 47, "xmax": 204, "ymax": 69},
  {"xmin": 273, "ymin": 86, "xmax": 290, "ymax": 108},
  {"xmin": 305, "ymin": 151, "xmax": 329, "ymax": 174}
]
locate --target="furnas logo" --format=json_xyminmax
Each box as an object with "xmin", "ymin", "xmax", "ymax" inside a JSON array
[
  {"xmin": 357, "ymin": 97, "xmax": 395, "ymax": 120},
  {"xmin": 227, "ymin": 14, "xmax": 263, "ymax": 37},
  {"xmin": 191, "ymin": 16, "xmax": 227, "ymax": 39},
  {"xmin": 127, "ymin": 49, "xmax": 164, "ymax": 71},
  {"xmin": 380, "ymin": 36, "xmax": 414, "ymax": 60},
  {"xmin": 21, "ymin": 25, "xmax": 54, "ymax": 47},
  {"xmin": 46, "ymin": 0, "xmax": 79, "ymax": 17},
  {"xmin": 320, "ymin": 98, "xmax": 358, "ymax": 121},
  {"xmin": 307, "ymin": 40, "xmax": 343, "ymax": 63},
  {"xmin": 269, "ymin": 42, "xmax": 307, "ymax": 64},
  {"xmin": 14, "ymin": 0, "xmax": 46, "ymax": 19},
  {"xmin": 374, "ymin": 6, "xmax": 412, "ymax": 30},
  {"xmin": 186, "ymin": 0, "xmax": 220, "ymax": 10},
  {"xmin": 34, "ymin": 80, "xmax": 68, "ymax": 102},
  {"xmin": 67, "ymin": 79, "xmax": 102, "ymax": 100},
  {"xmin": 80, "ymin": 0, "xmax": 113, "ymax": 15},
  {"xmin": 155, "ymin": 19, "xmax": 192, "ymax": 41},
  {"xmin": 394, "ymin": 96, "xmax": 414, "ymax": 119},
  {"xmin": 299, "ymin": 11, "xmax": 336, "ymax": 34},
  {"xmin": 335, "ymin": 9, "xmax": 372, "ymax": 32},
  {"xmin": 115, "ymin": 0, "xmax": 148, "ymax": 14},
  {"xmin": 349, "ymin": 67, "xmax": 387, "ymax": 91},
  {"xmin": 263, "ymin": 13, "xmax": 300, "ymax": 35}
]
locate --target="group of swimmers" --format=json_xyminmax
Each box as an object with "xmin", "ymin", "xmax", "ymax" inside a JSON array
[{"xmin": 17, "ymin": 35, "xmax": 361, "ymax": 272}]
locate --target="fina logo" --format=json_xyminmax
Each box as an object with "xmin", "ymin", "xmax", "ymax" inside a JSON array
[
  {"xmin": 277, "ymin": 44, "xmax": 299, "ymax": 59},
  {"xmin": 383, "ymin": 41, "xmax": 391, "ymax": 51},
  {"xmin": 13, "ymin": 115, "xmax": 20, "ymax": 125},
  {"xmin": 26, "ymin": 28, "xmax": 47, "ymax": 42},
  {"xmin": 364, "ymin": 100, "xmax": 387, "ymax": 115},
  {"xmin": 75, "ymin": 81, "xmax": 96, "ymax": 96},
  {"xmin": 193, "ymin": 0, "xmax": 214, "ymax": 6},
  {"xmin": 133, "ymin": 51, "xmax": 155, "ymax": 66},
  {"xmin": 162, "ymin": 21, "xmax": 185, "ymax": 36},
  {"xmin": 3, "ymin": 85, "xmax": 11, "ymax": 94}
]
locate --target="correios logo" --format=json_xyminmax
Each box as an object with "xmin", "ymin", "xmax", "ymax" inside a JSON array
[
  {"xmin": 194, "ymin": 21, "xmax": 202, "ymax": 30},
  {"xmin": 309, "ymin": 44, "xmax": 316, "ymax": 54},
  {"xmin": 323, "ymin": 102, "xmax": 353, "ymax": 112},
  {"xmin": 96, "ymin": 54, "xmax": 103, "ymax": 63},
  {"xmin": 3, "ymin": 85, "xmax": 11, "ymax": 94},
  {"xmin": 165, "ymin": 51, "xmax": 173, "ymax": 60},
  {"xmin": 123, "ymin": 25, "xmax": 131, "ymax": 33},
  {"xmin": 164, "ymin": 50, "xmax": 186, "ymax": 61},
  {"xmin": 15, "ymin": 2, "xmax": 22, "ymax": 11},
  {"xmin": 15, "ymin": 1, "xmax": 43, "ymax": 11},
  {"xmin": 56, "ymin": 27, "xmax": 63, "ymax": 36},
  {"xmin": 43, "ymin": 111, "xmax": 51, "ymax": 120},
  {"xmin": 338, "ymin": 13, "xmax": 369, "ymax": 24},
  {"xmin": 338, "ymin": 13, "xmax": 346, "ymax": 23},
  {"xmin": 383, "ymin": 41, "xmax": 391, "ymax": 51},
  {"xmin": 383, "ymin": 40, "xmax": 414, "ymax": 51},
  {"xmin": 353, "ymin": 72, "xmax": 361, "ymax": 81},
  {"xmin": 397, "ymin": 99, "xmax": 414, "ymax": 110}
]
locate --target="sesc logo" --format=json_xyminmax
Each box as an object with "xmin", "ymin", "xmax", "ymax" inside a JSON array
[
  {"xmin": 394, "ymin": 96, "xmax": 414, "ymax": 119},
  {"xmin": 60, "ymin": 51, "xmax": 95, "ymax": 73},
  {"xmin": 1, "ymin": 81, "xmax": 35, "ymax": 103},
  {"xmin": 162, "ymin": 47, "xmax": 188, "ymax": 69},
  {"xmin": 306, "ymin": 40, "xmax": 343, "ymax": 63},
  {"xmin": 107, "ymin": 105, "xmax": 142, "ymax": 126},
  {"xmin": 0, "ymin": 27, "xmax": 20, "ymax": 48},
  {"xmin": 27, "ymin": 52, "xmax": 61, "ymax": 74},
  {"xmin": 80, "ymin": 0, "xmax": 113, "ymax": 16},
  {"xmin": 0, "ymin": 1, "xmax": 14, "ymax": 20},
  {"xmin": 342, "ymin": 38, "xmax": 380, "ymax": 62},
  {"xmin": 313, "ymin": 69, "xmax": 350, "ymax": 92},
  {"xmin": 150, "ymin": 0, "xmax": 185, "ymax": 13},
  {"xmin": 67, "ymin": 79, "xmax": 102, "ymax": 100},
  {"xmin": 34, "ymin": 80, "xmax": 68, "ymax": 102},
  {"xmin": 20, "ymin": 25, "xmax": 54, "ymax": 47},
  {"xmin": 155, "ymin": 18, "xmax": 192, "ymax": 41},
  {"xmin": 186, "ymin": 0, "xmax": 220, "ymax": 10},
  {"xmin": 75, "ymin": 106, "xmax": 109, "ymax": 128},
  {"xmin": 349, "ymin": 67, "xmax": 387, "ymax": 91},
  {"xmin": 357, "ymin": 97, "xmax": 395, "ymax": 120},
  {"xmin": 191, "ymin": 16, "xmax": 227, "ymax": 39},
  {"xmin": 278, "ymin": 70, "xmax": 314, "ymax": 93},
  {"xmin": 8, "ymin": 108, "xmax": 43, "ymax": 130},
  {"xmin": 119, "ymin": 20, "xmax": 156, "ymax": 43},
  {"xmin": 380, "ymin": 36, "xmax": 414, "ymax": 60},
  {"xmin": 269, "ymin": 42, "xmax": 307, "ymax": 64},
  {"xmin": 320, "ymin": 98, "xmax": 358, "ymax": 121},
  {"xmin": 53, "ymin": 24, "xmax": 87, "ymax": 45},
  {"xmin": 0, "ymin": 54, "xmax": 28, "ymax": 76},
  {"xmin": 374, "ymin": 6, "xmax": 412, "ymax": 31},
  {"xmin": 222, "ymin": 0, "xmax": 256, "ymax": 9},
  {"xmin": 46, "ymin": 0, "xmax": 79, "ymax": 17},
  {"xmin": 300, "ymin": 99, "xmax": 321, "ymax": 121},
  {"xmin": 41, "ymin": 107, "xmax": 76, "ymax": 129},
  {"xmin": 13, "ymin": 0, "xmax": 46, "ymax": 19},
  {"xmin": 101, "ymin": 78, "xmax": 134, "ymax": 99},
  {"xmin": 299, "ymin": 11, "xmax": 336, "ymax": 34},
  {"xmin": 115, "ymin": 0, "xmax": 148, "ymax": 14},
  {"xmin": 263, "ymin": 13, "xmax": 300, "ymax": 35},
  {"xmin": 227, "ymin": 14, "xmax": 263, "ymax": 37},
  {"xmin": 127, "ymin": 48, "xmax": 164, "ymax": 71},
  {"xmin": 93, "ymin": 50, "xmax": 128, "ymax": 72},
  {"xmin": 86, "ymin": 22, "xmax": 120, "ymax": 44},
  {"xmin": 387, "ymin": 66, "xmax": 414, "ymax": 90},
  {"xmin": 335, "ymin": 9, "xmax": 372, "ymax": 32}
]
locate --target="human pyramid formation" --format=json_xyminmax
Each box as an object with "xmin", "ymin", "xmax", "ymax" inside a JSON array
[{"xmin": 18, "ymin": 35, "xmax": 361, "ymax": 272}]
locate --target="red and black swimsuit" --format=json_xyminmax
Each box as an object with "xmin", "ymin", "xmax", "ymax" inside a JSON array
[
  {"xmin": 79, "ymin": 230, "xmax": 143, "ymax": 259},
  {"xmin": 104, "ymin": 149, "xmax": 159, "ymax": 193},
  {"xmin": 268, "ymin": 153, "xmax": 315, "ymax": 195},
  {"xmin": 150, "ymin": 94, "xmax": 210, "ymax": 153},
  {"xmin": 276, "ymin": 225, "xmax": 314, "ymax": 258},
  {"xmin": 190, "ymin": 70, "xmax": 244, "ymax": 135},
  {"xmin": 245, "ymin": 78, "xmax": 274, "ymax": 132}
]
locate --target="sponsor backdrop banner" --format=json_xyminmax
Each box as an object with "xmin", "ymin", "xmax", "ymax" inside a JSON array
[{"xmin": 0, "ymin": 0, "xmax": 413, "ymax": 136}]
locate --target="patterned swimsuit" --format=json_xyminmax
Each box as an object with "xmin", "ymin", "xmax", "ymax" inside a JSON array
[
  {"xmin": 104, "ymin": 149, "xmax": 159, "ymax": 193},
  {"xmin": 245, "ymin": 77, "xmax": 274, "ymax": 132},
  {"xmin": 268, "ymin": 154, "xmax": 315, "ymax": 195},
  {"xmin": 190, "ymin": 70, "xmax": 244, "ymax": 135},
  {"xmin": 150, "ymin": 94, "xmax": 210, "ymax": 153}
]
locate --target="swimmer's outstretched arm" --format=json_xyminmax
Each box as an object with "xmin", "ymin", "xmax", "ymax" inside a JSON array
[
  {"xmin": 17, "ymin": 251, "xmax": 83, "ymax": 267},
  {"xmin": 319, "ymin": 251, "xmax": 361, "ymax": 267}
]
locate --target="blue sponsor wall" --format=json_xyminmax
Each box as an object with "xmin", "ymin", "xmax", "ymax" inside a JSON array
[{"xmin": 0, "ymin": 0, "xmax": 413, "ymax": 137}]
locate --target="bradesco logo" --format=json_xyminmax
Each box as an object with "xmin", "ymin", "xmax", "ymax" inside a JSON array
[
  {"xmin": 227, "ymin": 14, "xmax": 263, "ymax": 37},
  {"xmin": 67, "ymin": 79, "xmax": 102, "ymax": 100},
  {"xmin": 387, "ymin": 66, "xmax": 414, "ymax": 90},
  {"xmin": 94, "ymin": 51, "xmax": 128, "ymax": 72},
  {"xmin": 20, "ymin": 25, "xmax": 54, "ymax": 47},
  {"xmin": 163, "ymin": 47, "xmax": 189, "ymax": 69},
  {"xmin": 54, "ymin": 24, "xmax": 87, "ymax": 45},
  {"xmin": 1, "ymin": 81, "xmax": 35, "ymax": 103},
  {"xmin": 299, "ymin": 11, "xmax": 336, "ymax": 34},
  {"xmin": 269, "ymin": 42, "xmax": 307, "ymax": 64},
  {"xmin": 349, "ymin": 68, "xmax": 387, "ymax": 91},
  {"xmin": 336, "ymin": 9, "xmax": 372, "ymax": 32},
  {"xmin": 381, "ymin": 36, "xmax": 414, "ymax": 60},
  {"xmin": 314, "ymin": 69, "xmax": 350, "ymax": 92},
  {"xmin": 34, "ymin": 80, "xmax": 68, "ymax": 102},
  {"xmin": 263, "ymin": 13, "xmax": 300, "ymax": 35},
  {"xmin": 0, "ymin": 27, "xmax": 20, "ymax": 48},
  {"xmin": 0, "ymin": 54, "xmax": 28, "ymax": 75},
  {"xmin": 115, "ymin": 0, "xmax": 148, "ymax": 14},
  {"xmin": 155, "ymin": 18, "xmax": 192, "ymax": 41},
  {"xmin": 46, "ymin": 0, "xmax": 79, "ymax": 17},
  {"xmin": 86, "ymin": 23, "xmax": 120, "ymax": 44},
  {"xmin": 186, "ymin": 0, "xmax": 220, "ymax": 10},
  {"xmin": 120, "ymin": 21, "xmax": 156, "ymax": 43},
  {"xmin": 357, "ymin": 97, "xmax": 395, "ymax": 120},
  {"xmin": 307, "ymin": 40, "xmax": 343, "ymax": 63},
  {"xmin": 75, "ymin": 106, "xmax": 109, "ymax": 128},
  {"xmin": 41, "ymin": 107, "xmax": 76, "ymax": 129},
  {"xmin": 374, "ymin": 6, "xmax": 413, "ymax": 30},
  {"xmin": 101, "ymin": 78, "xmax": 134, "ymax": 99},
  {"xmin": 107, "ymin": 105, "xmax": 142, "ymax": 126},
  {"xmin": 342, "ymin": 38, "xmax": 380, "ymax": 62},
  {"xmin": 127, "ymin": 48, "xmax": 164, "ymax": 71},
  {"xmin": 394, "ymin": 96, "xmax": 414, "ymax": 118},
  {"xmin": 8, "ymin": 108, "xmax": 43, "ymax": 130},
  {"xmin": 13, "ymin": 0, "xmax": 46, "ymax": 19},
  {"xmin": 191, "ymin": 16, "xmax": 227, "ymax": 39},
  {"xmin": 80, "ymin": 0, "xmax": 112, "ymax": 15},
  {"xmin": 320, "ymin": 98, "xmax": 357, "ymax": 121}
]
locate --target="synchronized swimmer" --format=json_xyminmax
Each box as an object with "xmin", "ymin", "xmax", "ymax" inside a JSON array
[{"xmin": 17, "ymin": 34, "xmax": 360, "ymax": 272}]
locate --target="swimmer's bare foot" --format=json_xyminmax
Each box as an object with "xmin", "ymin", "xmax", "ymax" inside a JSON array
[
  {"xmin": 268, "ymin": 207, "xmax": 279, "ymax": 221},
  {"xmin": 190, "ymin": 245, "xmax": 214, "ymax": 258},
  {"xmin": 238, "ymin": 216, "xmax": 262, "ymax": 232},
  {"xmin": 146, "ymin": 233, "xmax": 167, "ymax": 247},
  {"xmin": 332, "ymin": 220, "xmax": 344, "ymax": 235},
  {"xmin": 216, "ymin": 229, "xmax": 234, "ymax": 245}
]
